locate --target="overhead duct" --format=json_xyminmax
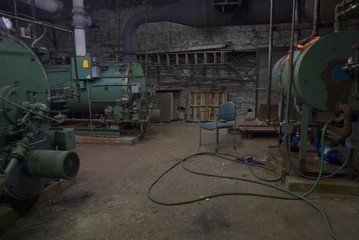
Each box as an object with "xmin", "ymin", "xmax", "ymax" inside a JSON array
[
  {"xmin": 123, "ymin": 0, "xmax": 290, "ymax": 61},
  {"xmin": 123, "ymin": 0, "xmax": 345, "ymax": 62},
  {"xmin": 20, "ymin": 0, "xmax": 63, "ymax": 12}
]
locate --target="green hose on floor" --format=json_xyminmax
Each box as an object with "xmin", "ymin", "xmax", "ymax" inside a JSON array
[{"xmin": 147, "ymin": 124, "xmax": 340, "ymax": 240}]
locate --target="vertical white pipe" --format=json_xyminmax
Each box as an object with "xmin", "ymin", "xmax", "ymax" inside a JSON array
[
  {"xmin": 73, "ymin": 0, "xmax": 86, "ymax": 56},
  {"xmin": 75, "ymin": 28, "xmax": 86, "ymax": 56},
  {"xmin": 73, "ymin": 0, "xmax": 84, "ymax": 8}
]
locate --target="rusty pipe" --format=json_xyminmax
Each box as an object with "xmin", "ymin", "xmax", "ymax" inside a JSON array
[
  {"xmin": 328, "ymin": 104, "xmax": 353, "ymax": 137},
  {"xmin": 299, "ymin": 0, "xmax": 319, "ymax": 45}
]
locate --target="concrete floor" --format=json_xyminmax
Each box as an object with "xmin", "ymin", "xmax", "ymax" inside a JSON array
[{"xmin": 1, "ymin": 122, "xmax": 359, "ymax": 240}]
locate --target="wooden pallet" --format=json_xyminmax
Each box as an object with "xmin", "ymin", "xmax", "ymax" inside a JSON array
[
  {"xmin": 186, "ymin": 91, "xmax": 228, "ymax": 122},
  {"xmin": 237, "ymin": 125, "xmax": 279, "ymax": 138}
]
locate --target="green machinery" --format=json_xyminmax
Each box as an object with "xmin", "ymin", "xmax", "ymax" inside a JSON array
[
  {"xmin": 273, "ymin": 32, "xmax": 359, "ymax": 113},
  {"xmin": 46, "ymin": 55, "xmax": 158, "ymax": 133},
  {"xmin": 272, "ymin": 31, "xmax": 359, "ymax": 172},
  {"xmin": 0, "ymin": 29, "xmax": 80, "ymax": 200}
]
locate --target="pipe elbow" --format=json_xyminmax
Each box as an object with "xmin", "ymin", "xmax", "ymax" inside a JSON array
[
  {"xmin": 328, "ymin": 104, "xmax": 353, "ymax": 138},
  {"xmin": 337, "ymin": 103, "xmax": 353, "ymax": 116}
]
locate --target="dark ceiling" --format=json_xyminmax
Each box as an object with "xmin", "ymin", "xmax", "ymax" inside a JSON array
[
  {"xmin": 0, "ymin": 0, "xmax": 180, "ymax": 12},
  {"xmin": 0, "ymin": 0, "xmax": 181, "ymax": 24}
]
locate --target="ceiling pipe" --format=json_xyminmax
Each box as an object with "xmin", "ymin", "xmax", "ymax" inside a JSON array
[
  {"xmin": 123, "ymin": 0, "xmax": 348, "ymax": 62},
  {"xmin": 299, "ymin": 0, "xmax": 320, "ymax": 45},
  {"xmin": 122, "ymin": 0, "xmax": 294, "ymax": 62},
  {"xmin": 20, "ymin": 0, "xmax": 63, "ymax": 12},
  {"xmin": 335, "ymin": 0, "xmax": 359, "ymax": 32}
]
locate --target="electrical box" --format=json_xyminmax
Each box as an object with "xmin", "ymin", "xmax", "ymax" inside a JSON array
[
  {"xmin": 54, "ymin": 129, "xmax": 76, "ymax": 151},
  {"xmin": 92, "ymin": 66, "xmax": 100, "ymax": 78},
  {"xmin": 19, "ymin": 27, "xmax": 31, "ymax": 39},
  {"xmin": 71, "ymin": 55, "xmax": 93, "ymax": 80},
  {"xmin": 131, "ymin": 83, "xmax": 141, "ymax": 94}
]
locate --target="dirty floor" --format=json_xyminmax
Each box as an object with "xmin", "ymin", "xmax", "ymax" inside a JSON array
[{"xmin": 1, "ymin": 122, "xmax": 359, "ymax": 240}]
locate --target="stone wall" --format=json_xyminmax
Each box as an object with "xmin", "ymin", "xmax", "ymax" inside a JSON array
[{"xmin": 43, "ymin": 4, "xmax": 359, "ymax": 120}]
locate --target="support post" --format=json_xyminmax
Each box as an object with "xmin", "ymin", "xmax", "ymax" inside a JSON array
[{"xmin": 299, "ymin": 104, "xmax": 310, "ymax": 173}]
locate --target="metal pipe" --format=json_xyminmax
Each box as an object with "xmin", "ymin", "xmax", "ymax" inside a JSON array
[
  {"xmin": 72, "ymin": 0, "xmax": 91, "ymax": 56},
  {"xmin": 122, "ymin": 0, "xmax": 294, "ymax": 62},
  {"xmin": 31, "ymin": 26, "xmax": 47, "ymax": 48},
  {"xmin": 294, "ymin": 0, "xmax": 301, "ymax": 45},
  {"xmin": 20, "ymin": 0, "xmax": 63, "ymax": 12},
  {"xmin": 255, "ymin": 48, "xmax": 260, "ymax": 119},
  {"xmin": 299, "ymin": 0, "xmax": 319, "ymax": 45},
  {"xmin": 286, "ymin": 0, "xmax": 297, "ymax": 124},
  {"xmin": 282, "ymin": 0, "xmax": 297, "ymax": 182},
  {"xmin": 13, "ymin": 0, "xmax": 18, "ymax": 29},
  {"xmin": 73, "ymin": 0, "xmax": 85, "ymax": 56},
  {"xmin": 355, "ymin": 44, "xmax": 359, "ymax": 97},
  {"xmin": 335, "ymin": 1, "xmax": 344, "ymax": 32},
  {"xmin": 328, "ymin": 104, "xmax": 353, "ymax": 137},
  {"xmin": 31, "ymin": 0, "xmax": 37, "ymax": 39},
  {"xmin": 266, "ymin": 0, "xmax": 275, "ymax": 123},
  {"xmin": 0, "ymin": 11, "xmax": 73, "ymax": 34},
  {"xmin": 334, "ymin": 0, "xmax": 358, "ymax": 32},
  {"xmin": 117, "ymin": 0, "xmax": 122, "ymax": 58}
]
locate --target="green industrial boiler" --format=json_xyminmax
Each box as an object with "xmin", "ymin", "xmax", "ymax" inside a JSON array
[
  {"xmin": 272, "ymin": 31, "xmax": 359, "ymax": 173},
  {"xmin": 0, "ymin": 29, "xmax": 80, "ymax": 200},
  {"xmin": 46, "ymin": 56, "xmax": 157, "ymax": 132},
  {"xmin": 272, "ymin": 31, "xmax": 359, "ymax": 114}
]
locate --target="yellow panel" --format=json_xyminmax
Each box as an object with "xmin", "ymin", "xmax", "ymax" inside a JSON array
[{"xmin": 83, "ymin": 60, "xmax": 89, "ymax": 69}]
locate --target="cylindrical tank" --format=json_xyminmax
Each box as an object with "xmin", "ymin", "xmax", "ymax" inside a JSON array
[
  {"xmin": 27, "ymin": 150, "xmax": 80, "ymax": 180},
  {"xmin": 0, "ymin": 32, "xmax": 49, "ymax": 126},
  {"xmin": 272, "ymin": 32, "xmax": 359, "ymax": 113}
]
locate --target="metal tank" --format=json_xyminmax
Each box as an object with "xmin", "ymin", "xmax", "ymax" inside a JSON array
[
  {"xmin": 42, "ymin": 0, "xmax": 157, "ymax": 131},
  {"xmin": 0, "ymin": 28, "xmax": 80, "ymax": 200},
  {"xmin": 272, "ymin": 31, "xmax": 359, "ymax": 114},
  {"xmin": 46, "ymin": 61, "xmax": 156, "ymax": 130}
]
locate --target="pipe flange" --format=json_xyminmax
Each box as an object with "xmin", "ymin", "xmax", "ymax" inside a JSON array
[
  {"xmin": 72, "ymin": 14, "xmax": 92, "ymax": 27},
  {"xmin": 72, "ymin": 7, "xmax": 86, "ymax": 16}
]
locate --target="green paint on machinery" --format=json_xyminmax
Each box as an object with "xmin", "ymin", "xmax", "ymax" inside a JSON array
[
  {"xmin": 272, "ymin": 32, "xmax": 359, "ymax": 113},
  {"xmin": 0, "ymin": 30, "xmax": 80, "ymax": 200},
  {"xmin": 46, "ymin": 57, "xmax": 157, "ymax": 130}
]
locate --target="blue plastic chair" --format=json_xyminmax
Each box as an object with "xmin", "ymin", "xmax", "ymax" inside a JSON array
[{"xmin": 199, "ymin": 101, "xmax": 237, "ymax": 152}]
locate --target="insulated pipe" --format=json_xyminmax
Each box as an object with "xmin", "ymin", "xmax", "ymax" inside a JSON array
[
  {"xmin": 72, "ymin": 0, "xmax": 90, "ymax": 56},
  {"xmin": 74, "ymin": 29, "xmax": 86, "ymax": 56},
  {"xmin": 20, "ymin": 0, "xmax": 63, "ymax": 12}
]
